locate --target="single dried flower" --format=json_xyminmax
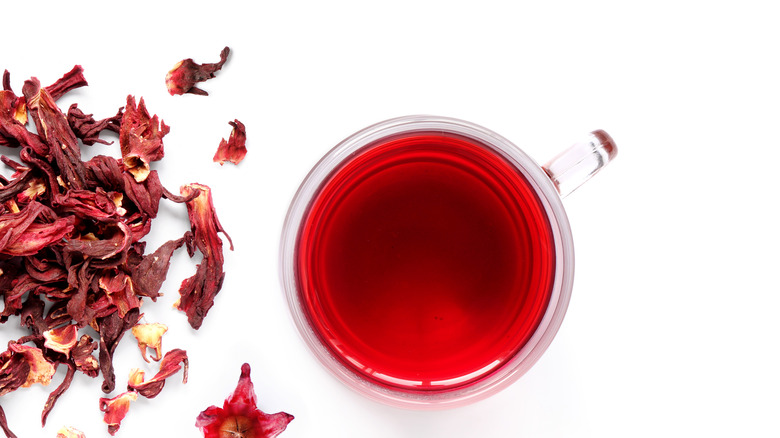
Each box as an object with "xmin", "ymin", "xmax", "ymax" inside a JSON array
[
  {"xmin": 126, "ymin": 348, "xmax": 188, "ymax": 398},
  {"xmin": 166, "ymin": 47, "xmax": 230, "ymax": 96},
  {"xmin": 175, "ymin": 183, "xmax": 233, "ymax": 329},
  {"xmin": 131, "ymin": 323, "xmax": 168, "ymax": 362},
  {"xmin": 43, "ymin": 324, "xmax": 79, "ymax": 356},
  {"xmin": 196, "ymin": 363, "xmax": 293, "ymax": 438},
  {"xmin": 99, "ymin": 390, "xmax": 138, "ymax": 436},
  {"xmin": 213, "ymin": 119, "xmax": 247, "ymax": 165},
  {"xmin": 119, "ymin": 95, "xmax": 169, "ymax": 183},
  {"xmin": 56, "ymin": 426, "xmax": 86, "ymax": 438}
]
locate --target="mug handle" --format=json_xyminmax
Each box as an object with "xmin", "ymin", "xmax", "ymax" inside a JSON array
[{"xmin": 542, "ymin": 130, "xmax": 618, "ymax": 198}]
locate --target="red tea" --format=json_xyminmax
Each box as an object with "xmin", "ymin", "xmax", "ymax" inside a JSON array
[{"xmin": 296, "ymin": 132, "xmax": 556, "ymax": 391}]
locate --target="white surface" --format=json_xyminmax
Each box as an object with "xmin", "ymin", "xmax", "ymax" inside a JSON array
[{"xmin": 2, "ymin": 1, "xmax": 779, "ymax": 437}]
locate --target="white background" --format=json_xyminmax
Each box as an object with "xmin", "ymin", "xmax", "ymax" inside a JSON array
[{"xmin": 2, "ymin": 1, "xmax": 779, "ymax": 437}]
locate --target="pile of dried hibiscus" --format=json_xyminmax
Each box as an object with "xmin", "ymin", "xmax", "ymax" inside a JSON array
[{"xmin": 0, "ymin": 65, "xmax": 231, "ymax": 436}]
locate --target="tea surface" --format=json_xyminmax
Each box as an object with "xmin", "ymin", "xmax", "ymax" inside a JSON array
[{"xmin": 297, "ymin": 132, "xmax": 555, "ymax": 391}]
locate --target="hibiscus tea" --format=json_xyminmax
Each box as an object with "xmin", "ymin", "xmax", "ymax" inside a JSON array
[{"xmin": 295, "ymin": 131, "xmax": 557, "ymax": 392}]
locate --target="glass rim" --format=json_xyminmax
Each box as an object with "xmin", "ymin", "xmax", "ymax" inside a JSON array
[{"xmin": 279, "ymin": 115, "xmax": 575, "ymax": 409}]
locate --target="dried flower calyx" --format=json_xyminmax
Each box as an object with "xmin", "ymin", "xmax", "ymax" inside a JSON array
[
  {"xmin": 196, "ymin": 363, "xmax": 293, "ymax": 438},
  {"xmin": 213, "ymin": 119, "xmax": 247, "ymax": 165},
  {"xmin": 166, "ymin": 47, "xmax": 230, "ymax": 96}
]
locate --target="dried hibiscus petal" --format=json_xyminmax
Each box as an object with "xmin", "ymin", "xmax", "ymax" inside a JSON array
[
  {"xmin": 213, "ymin": 119, "xmax": 247, "ymax": 165},
  {"xmin": 166, "ymin": 47, "xmax": 230, "ymax": 96},
  {"xmin": 56, "ymin": 426, "xmax": 86, "ymax": 438},
  {"xmin": 0, "ymin": 201, "xmax": 75, "ymax": 257},
  {"xmin": 99, "ymin": 390, "xmax": 137, "ymax": 436},
  {"xmin": 98, "ymin": 309, "xmax": 141, "ymax": 393},
  {"xmin": 196, "ymin": 363, "xmax": 293, "ymax": 438},
  {"xmin": 67, "ymin": 103, "xmax": 122, "ymax": 146},
  {"xmin": 131, "ymin": 322, "xmax": 168, "ymax": 362},
  {"xmin": 41, "ymin": 363, "xmax": 76, "ymax": 427},
  {"xmin": 7, "ymin": 342, "xmax": 56, "ymax": 388},
  {"xmin": 43, "ymin": 324, "xmax": 79, "ymax": 356},
  {"xmin": 71, "ymin": 334, "xmax": 99, "ymax": 377},
  {"xmin": 176, "ymin": 183, "xmax": 233, "ymax": 329},
  {"xmin": 119, "ymin": 95, "xmax": 169, "ymax": 183},
  {"xmin": 127, "ymin": 348, "xmax": 188, "ymax": 398}
]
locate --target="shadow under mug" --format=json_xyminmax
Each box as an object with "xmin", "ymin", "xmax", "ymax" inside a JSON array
[{"xmin": 280, "ymin": 116, "xmax": 616, "ymax": 409}]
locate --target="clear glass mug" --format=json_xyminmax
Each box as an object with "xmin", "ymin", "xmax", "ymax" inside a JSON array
[{"xmin": 279, "ymin": 116, "xmax": 616, "ymax": 409}]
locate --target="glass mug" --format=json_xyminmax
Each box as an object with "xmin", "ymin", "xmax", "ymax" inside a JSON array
[{"xmin": 279, "ymin": 116, "xmax": 616, "ymax": 408}]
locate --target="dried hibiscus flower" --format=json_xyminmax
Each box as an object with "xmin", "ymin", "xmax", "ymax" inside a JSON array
[
  {"xmin": 99, "ymin": 390, "xmax": 137, "ymax": 436},
  {"xmin": 166, "ymin": 47, "xmax": 230, "ymax": 96},
  {"xmin": 127, "ymin": 348, "xmax": 188, "ymax": 398},
  {"xmin": 196, "ymin": 363, "xmax": 293, "ymax": 438},
  {"xmin": 119, "ymin": 95, "xmax": 169, "ymax": 183},
  {"xmin": 213, "ymin": 119, "xmax": 247, "ymax": 165},
  {"xmin": 176, "ymin": 183, "xmax": 233, "ymax": 329}
]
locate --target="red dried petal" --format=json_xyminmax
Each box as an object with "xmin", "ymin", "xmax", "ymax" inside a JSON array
[
  {"xmin": 99, "ymin": 390, "xmax": 138, "ymax": 436},
  {"xmin": 196, "ymin": 363, "xmax": 293, "ymax": 438},
  {"xmin": 126, "ymin": 348, "xmax": 188, "ymax": 398},
  {"xmin": 166, "ymin": 47, "xmax": 230, "ymax": 96},
  {"xmin": 97, "ymin": 309, "xmax": 141, "ymax": 393},
  {"xmin": 43, "ymin": 324, "xmax": 79, "ymax": 356},
  {"xmin": 175, "ymin": 183, "xmax": 233, "ymax": 329},
  {"xmin": 131, "ymin": 235, "xmax": 187, "ymax": 299},
  {"xmin": 98, "ymin": 270, "xmax": 140, "ymax": 318},
  {"xmin": 23, "ymin": 77, "xmax": 88, "ymax": 190},
  {"xmin": 44, "ymin": 65, "xmax": 88, "ymax": 102},
  {"xmin": 213, "ymin": 119, "xmax": 247, "ymax": 165},
  {"xmin": 67, "ymin": 103, "xmax": 122, "ymax": 146},
  {"xmin": 41, "ymin": 364, "xmax": 76, "ymax": 427},
  {"xmin": 0, "ymin": 201, "xmax": 75, "ymax": 256},
  {"xmin": 7, "ymin": 343, "xmax": 56, "ymax": 387},
  {"xmin": 71, "ymin": 334, "xmax": 99, "ymax": 377},
  {"xmin": 119, "ymin": 96, "xmax": 169, "ymax": 182}
]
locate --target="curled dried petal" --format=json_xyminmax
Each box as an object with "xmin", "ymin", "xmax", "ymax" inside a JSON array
[
  {"xmin": 41, "ymin": 364, "xmax": 76, "ymax": 426},
  {"xmin": 56, "ymin": 426, "xmax": 86, "ymax": 438},
  {"xmin": 119, "ymin": 96, "xmax": 169, "ymax": 182},
  {"xmin": 166, "ymin": 47, "xmax": 230, "ymax": 96},
  {"xmin": 126, "ymin": 348, "xmax": 188, "ymax": 398},
  {"xmin": 99, "ymin": 390, "xmax": 138, "ymax": 436},
  {"xmin": 0, "ymin": 201, "xmax": 75, "ymax": 256},
  {"xmin": 67, "ymin": 103, "xmax": 122, "ymax": 146},
  {"xmin": 213, "ymin": 119, "xmax": 247, "ymax": 165},
  {"xmin": 196, "ymin": 363, "xmax": 293, "ymax": 438},
  {"xmin": 71, "ymin": 335, "xmax": 99, "ymax": 377},
  {"xmin": 98, "ymin": 309, "xmax": 141, "ymax": 393},
  {"xmin": 131, "ymin": 323, "xmax": 168, "ymax": 362},
  {"xmin": 45, "ymin": 65, "xmax": 88, "ymax": 101},
  {"xmin": 43, "ymin": 324, "xmax": 79, "ymax": 356}
]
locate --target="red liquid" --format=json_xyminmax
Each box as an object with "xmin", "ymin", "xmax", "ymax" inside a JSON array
[{"xmin": 296, "ymin": 132, "xmax": 555, "ymax": 391}]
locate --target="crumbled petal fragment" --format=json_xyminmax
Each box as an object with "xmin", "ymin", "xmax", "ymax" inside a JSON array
[
  {"xmin": 56, "ymin": 426, "xmax": 86, "ymax": 438},
  {"xmin": 213, "ymin": 119, "xmax": 247, "ymax": 165},
  {"xmin": 175, "ymin": 183, "xmax": 233, "ymax": 329},
  {"xmin": 99, "ymin": 390, "xmax": 138, "ymax": 436},
  {"xmin": 131, "ymin": 323, "xmax": 168, "ymax": 362},
  {"xmin": 119, "ymin": 95, "xmax": 169, "ymax": 183},
  {"xmin": 43, "ymin": 324, "xmax": 79, "ymax": 356},
  {"xmin": 196, "ymin": 363, "xmax": 293, "ymax": 438},
  {"xmin": 127, "ymin": 348, "xmax": 188, "ymax": 398},
  {"xmin": 166, "ymin": 47, "xmax": 230, "ymax": 96}
]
